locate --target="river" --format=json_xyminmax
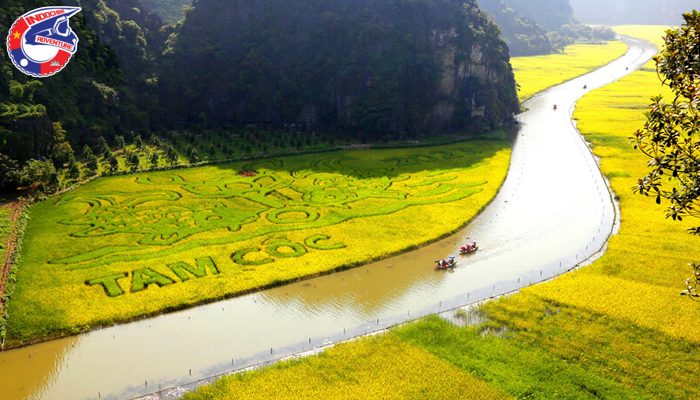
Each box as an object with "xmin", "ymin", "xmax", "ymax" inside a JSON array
[{"xmin": 0, "ymin": 35, "xmax": 657, "ymax": 400}]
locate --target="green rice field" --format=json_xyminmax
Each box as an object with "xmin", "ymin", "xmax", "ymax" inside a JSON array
[{"xmin": 5, "ymin": 141, "xmax": 510, "ymax": 346}]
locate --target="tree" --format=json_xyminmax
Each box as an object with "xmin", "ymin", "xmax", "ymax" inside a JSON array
[
  {"xmin": 51, "ymin": 122, "xmax": 74, "ymax": 166},
  {"xmin": 98, "ymin": 136, "xmax": 110, "ymax": 157},
  {"xmin": 109, "ymin": 154, "xmax": 119, "ymax": 172},
  {"xmin": 51, "ymin": 142, "xmax": 75, "ymax": 166},
  {"xmin": 68, "ymin": 158, "xmax": 81, "ymax": 179},
  {"xmin": 683, "ymin": 263, "xmax": 700, "ymax": 299},
  {"xmin": 0, "ymin": 154, "xmax": 20, "ymax": 191},
  {"xmin": 150, "ymin": 134, "xmax": 160, "ymax": 147},
  {"xmin": 115, "ymin": 135, "xmax": 126, "ymax": 151},
  {"xmin": 164, "ymin": 145, "xmax": 178, "ymax": 165},
  {"xmin": 631, "ymin": 11, "xmax": 700, "ymax": 298},
  {"xmin": 48, "ymin": 171, "xmax": 60, "ymax": 189},
  {"xmin": 150, "ymin": 151, "xmax": 159, "ymax": 167},
  {"xmin": 187, "ymin": 148, "xmax": 199, "ymax": 163},
  {"xmin": 10, "ymin": 159, "xmax": 56, "ymax": 187},
  {"xmin": 127, "ymin": 152, "xmax": 140, "ymax": 171},
  {"xmin": 82, "ymin": 144, "xmax": 94, "ymax": 160},
  {"xmin": 98, "ymin": 136, "xmax": 112, "ymax": 161},
  {"xmin": 134, "ymin": 135, "xmax": 144, "ymax": 150},
  {"xmin": 86, "ymin": 154, "xmax": 99, "ymax": 175}
]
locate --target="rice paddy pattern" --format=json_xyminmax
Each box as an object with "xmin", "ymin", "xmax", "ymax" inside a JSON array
[{"xmin": 53, "ymin": 148, "xmax": 487, "ymax": 270}]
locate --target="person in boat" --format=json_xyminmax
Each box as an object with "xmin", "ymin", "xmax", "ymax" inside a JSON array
[
  {"xmin": 553, "ymin": 104, "xmax": 557, "ymax": 110},
  {"xmin": 442, "ymin": 259, "xmax": 449, "ymax": 267},
  {"xmin": 472, "ymin": 241, "xmax": 477, "ymax": 249},
  {"xmin": 583, "ymin": 84, "xmax": 587, "ymax": 89}
]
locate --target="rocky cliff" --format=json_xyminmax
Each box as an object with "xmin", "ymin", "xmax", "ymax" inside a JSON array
[{"xmin": 158, "ymin": 0, "xmax": 519, "ymax": 138}]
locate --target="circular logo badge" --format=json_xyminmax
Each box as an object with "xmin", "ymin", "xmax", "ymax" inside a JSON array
[{"xmin": 6, "ymin": 7, "xmax": 81, "ymax": 78}]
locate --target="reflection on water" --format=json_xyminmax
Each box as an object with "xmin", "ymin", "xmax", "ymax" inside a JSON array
[
  {"xmin": 0, "ymin": 336, "xmax": 79, "ymax": 400},
  {"xmin": 0, "ymin": 35, "xmax": 657, "ymax": 400},
  {"xmin": 258, "ymin": 245, "xmax": 450, "ymax": 321}
]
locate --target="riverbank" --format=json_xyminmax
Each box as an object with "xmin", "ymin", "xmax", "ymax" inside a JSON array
[
  {"xmin": 0, "ymin": 28, "xmax": 679, "ymax": 400},
  {"xmin": 511, "ymin": 40, "xmax": 628, "ymax": 102},
  {"xmin": 4, "ymin": 141, "xmax": 511, "ymax": 348},
  {"xmin": 179, "ymin": 27, "xmax": 700, "ymax": 400}
]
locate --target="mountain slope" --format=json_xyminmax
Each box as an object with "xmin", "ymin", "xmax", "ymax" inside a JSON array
[{"xmin": 158, "ymin": 0, "xmax": 519, "ymax": 139}]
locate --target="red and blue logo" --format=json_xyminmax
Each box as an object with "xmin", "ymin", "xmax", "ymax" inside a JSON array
[{"xmin": 6, "ymin": 7, "xmax": 81, "ymax": 77}]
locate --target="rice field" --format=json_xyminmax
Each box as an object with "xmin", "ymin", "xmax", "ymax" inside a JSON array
[
  {"xmin": 5, "ymin": 141, "xmax": 510, "ymax": 346},
  {"xmin": 183, "ymin": 334, "xmax": 511, "ymax": 400},
  {"xmin": 181, "ymin": 26, "xmax": 700, "ymax": 399},
  {"xmin": 511, "ymin": 41, "xmax": 628, "ymax": 102}
]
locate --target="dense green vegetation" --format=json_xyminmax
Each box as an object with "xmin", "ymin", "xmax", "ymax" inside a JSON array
[
  {"xmin": 0, "ymin": 0, "xmax": 171, "ymax": 192},
  {"xmin": 158, "ymin": 0, "xmax": 518, "ymax": 137},
  {"xmin": 140, "ymin": 0, "xmax": 190, "ymax": 24},
  {"xmin": 1, "ymin": 1, "xmax": 125, "ymax": 163},
  {"xmin": 478, "ymin": 0, "xmax": 553, "ymax": 56},
  {"xmin": 0, "ymin": 0, "xmax": 518, "ymax": 195},
  {"xmin": 478, "ymin": 0, "xmax": 615, "ymax": 56}
]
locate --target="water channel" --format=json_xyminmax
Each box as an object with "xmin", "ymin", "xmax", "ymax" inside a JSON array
[{"xmin": 0, "ymin": 35, "xmax": 658, "ymax": 400}]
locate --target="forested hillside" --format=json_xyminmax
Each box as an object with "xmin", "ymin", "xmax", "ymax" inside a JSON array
[
  {"xmin": 158, "ymin": 0, "xmax": 519, "ymax": 140},
  {"xmin": 477, "ymin": 0, "xmax": 553, "ymax": 56},
  {"xmin": 504, "ymin": 0, "xmax": 573, "ymax": 31},
  {"xmin": 0, "ymin": 0, "xmax": 173, "ymax": 191},
  {"xmin": 0, "ymin": 0, "xmax": 519, "ymax": 193},
  {"xmin": 140, "ymin": 0, "xmax": 190, "ymax": 24},
  {"xmin": 1, "ymin": 1, "xmax": 127, "ymax": 166},
  {"xmin": 478, "ymin": 0, "xmax": 614, "ymax": 56}
]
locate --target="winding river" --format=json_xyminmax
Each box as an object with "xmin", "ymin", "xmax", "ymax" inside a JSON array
[{"xmin": 0, "ymin": 35, "xmax": 657, "ymax": 400}]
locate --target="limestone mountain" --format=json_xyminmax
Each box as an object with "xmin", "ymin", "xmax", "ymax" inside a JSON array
[{"xmin": 157, "ymin": 0, "xmax": 519, "ymax": 139}]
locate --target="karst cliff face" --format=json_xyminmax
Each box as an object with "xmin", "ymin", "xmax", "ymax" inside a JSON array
[
  {"xmin": 427, "ymin": 26, "xmax": 517, "ymax": 133},
  {"xmin": 159, "ymin": 0, "xmax": 519, "ymax": 137}
]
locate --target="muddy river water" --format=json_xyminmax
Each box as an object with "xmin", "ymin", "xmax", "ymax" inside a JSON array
[{"xmin": 0, "ymin": 35, "xmax": 657, "ymax": 400}]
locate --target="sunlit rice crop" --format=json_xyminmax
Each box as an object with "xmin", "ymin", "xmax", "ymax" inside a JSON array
[
  {"xmin": 5, "ymin": 142, "xmax": 510, "ymax": 345},
  {"xmin": 182, "ymin": 333, "xmax": 511, "ymax": 400},
  {"xmin": 511, "ymin": 41, "xmax": 628, "ymax": 102},
  {"xmin": 156, "ymin": 26, "xmax": 700, "ymax": 400}
]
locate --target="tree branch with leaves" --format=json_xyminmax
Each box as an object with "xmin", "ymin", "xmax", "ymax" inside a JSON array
[{"xmin": 631, "ymin": 10, "xmax": 700, "ymax": 297}]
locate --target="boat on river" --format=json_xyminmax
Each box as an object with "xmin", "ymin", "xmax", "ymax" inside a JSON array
[
  {"xmin": 459, "ymin": 245, "xmax": 478, "ymax": 255},
  {"xmin": 434, "ymin": 257, "xmax": 456, "ymax": 269}
]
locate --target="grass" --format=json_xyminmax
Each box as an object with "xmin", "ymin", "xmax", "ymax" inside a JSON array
[
  {"xmin": 511, "ymin": 41, "xmax": 629, "ymax": 102},
  {"xmin": 183, "ymin": 334, "xmax": 511, "ymax": 400},
  {"xmin": 0, "ymin": 206, "xmax": 12, "ymax": 264},
  {"xmin": 395, "ymin": 316, "xmax": 663, "ymax": 400},
  {"xmin": 5, "ymin": 141, "xmax": 511, "ymax": 346},
  {"xmin": 181, "ymin": 26, "xmax": 700, "ymax": 400}
]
